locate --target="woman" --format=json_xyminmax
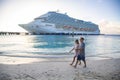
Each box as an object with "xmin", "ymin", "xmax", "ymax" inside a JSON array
[{"xmin": 69, "ymin": 39, "xmax": 79, "ymax": 65}]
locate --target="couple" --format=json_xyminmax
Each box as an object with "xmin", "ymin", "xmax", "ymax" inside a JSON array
[{"xmin": 69, "ymin": 37, "xmax": 86, "ymax": 68}]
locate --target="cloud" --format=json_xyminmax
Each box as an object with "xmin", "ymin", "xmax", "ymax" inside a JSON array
[{"xmin": 99, "ymin": 20, "xmax": 120, "ymax": 34}]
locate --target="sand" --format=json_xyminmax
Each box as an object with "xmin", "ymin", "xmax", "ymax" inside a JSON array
[{"xmin": 0, "ymin": 54, "xmax": 120, "ymax": 80}]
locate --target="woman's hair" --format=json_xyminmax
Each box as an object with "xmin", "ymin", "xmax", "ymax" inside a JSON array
[{"xmin": 75, "ymin": 39, "xmax": 79, "ymax": 44}]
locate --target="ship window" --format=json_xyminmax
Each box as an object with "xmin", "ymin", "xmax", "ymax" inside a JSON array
[
  {"xmin": 41, "ymin": 19, "xmax": 45, "ymax": 21},
  {"xmin": 36, "ymin": 25, "xmax": 39, "ymax": 28},
  {"xmin": 45, "ymin": 24, "xmax": 52, "ymax": 26},
  {"xmin": 35, "ymin": 17, "xmax": 46, "ymax": 22}
]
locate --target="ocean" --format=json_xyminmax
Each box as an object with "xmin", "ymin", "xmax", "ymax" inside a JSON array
[{"xmin": 0, "ymin": 35, "xmax": 120, "ymax": 59}]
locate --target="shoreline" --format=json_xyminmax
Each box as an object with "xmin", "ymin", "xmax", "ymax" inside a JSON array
[
  {"xmin": 0, "ymin": 53, "xmax": 120, "ymax": 65},
  {"xmin": 0, "ymin": 54, "xmax": 120, "ymax": 80},
  {"xmin": 0, "ymin": 53, "xmax": 118, "ymax": 65}
]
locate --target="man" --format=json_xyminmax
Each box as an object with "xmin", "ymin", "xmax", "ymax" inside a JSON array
[{"xmin": 74, "ymin": 37, "xmax": 86, "ymax": 68}]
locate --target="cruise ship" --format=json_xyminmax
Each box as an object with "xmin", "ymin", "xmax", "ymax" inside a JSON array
[{"xmin": 19, "ymin": 11, "xmax": 100, "ymax": 35}]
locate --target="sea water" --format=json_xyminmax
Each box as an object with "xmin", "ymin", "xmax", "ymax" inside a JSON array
[{"xmin": 0, "ymin": 35, "xmax": 120, "ymax": 59}]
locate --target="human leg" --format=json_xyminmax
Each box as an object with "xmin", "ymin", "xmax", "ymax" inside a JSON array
[
  {"xmin": 74, "ymin": 60, "xmax": 79, "ymax": 68},
  {"xmin": 79, "ymin": 60, "xmax": 81, "ymax": 65},
  {"xmin": 82, "ymin": 56, "xmax": 86, "ymax": 68},
  {"xmin": 70, "ymin": 56, "xmax": 76, "ymax": 65},
  {"xmin": 74, "ymin": 55, "xmax": 81, "ymax": 68}
]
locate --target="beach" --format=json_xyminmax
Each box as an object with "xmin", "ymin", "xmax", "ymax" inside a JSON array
[
  {"xmin": 0, "ymin": 35, "xmax": 120, "ymax": 80},
  {"xmin": 0, "ymin": 54, "xmax": 120, "ymax": 80}
]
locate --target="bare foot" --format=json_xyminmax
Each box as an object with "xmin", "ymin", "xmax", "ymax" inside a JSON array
[
  {"xmin": 83, "ymin": 65, "xmax": 86, "ymax": 68},
  {"xmin": 74, "ymin": 65, "xmax": 77, "ymax": 68},
  {"xmin": 70, "ymin": 63, "xmax": 73, "ymax": 65}
]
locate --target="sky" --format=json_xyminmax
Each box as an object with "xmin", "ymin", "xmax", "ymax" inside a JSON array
[{"xmin": 0, "ymin": 0, "xmax": 120, "ymax": 34}]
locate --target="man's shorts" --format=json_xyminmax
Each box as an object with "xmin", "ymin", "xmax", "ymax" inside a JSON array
[{"xmin": 77, "ymin": 54, "xmax": 85, "ymax": 61}]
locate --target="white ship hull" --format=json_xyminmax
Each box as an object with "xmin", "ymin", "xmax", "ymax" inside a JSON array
[{"xmin": 19, "ymin": 23, "xmax": 100, "ymax": 35}]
